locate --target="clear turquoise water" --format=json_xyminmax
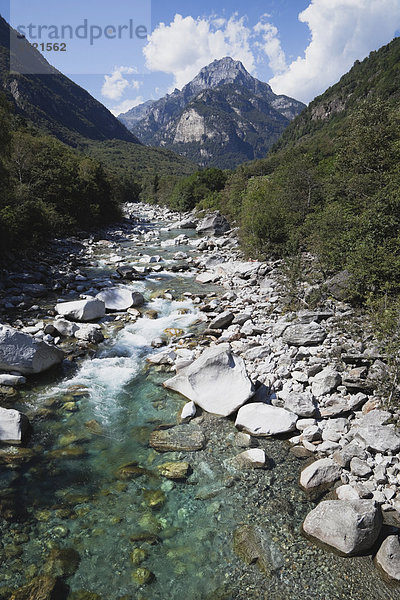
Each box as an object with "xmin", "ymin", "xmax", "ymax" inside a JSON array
[{"xmin": 1, "ymin": 221, "xmax": 400, "ymax": 600}]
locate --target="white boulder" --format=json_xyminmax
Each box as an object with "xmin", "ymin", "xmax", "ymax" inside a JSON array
[
  {"xmin": 235, "ymin": 403, "xmax": 298, "ymax": 436},
  {"xmin": 56, "ymin": 298, "xmax": 105, "ymax": 322},
  {"xmin": 96, "ymin": 288, "xmax": 144, "ymax": 311},
  {"xmin": 303, "ymin": 500, "xmax": 382, "ymax": 556},
  {"xmin": 0, "ymin": 374, "xmax": 26, "ymax": 386},
  {"xmin": 163, "ymin": 343, "xmax": 254, "ymax": 417},
  {"xmin": 0, "ymin": 325, "xmax": 64, "ymax": 375},
  {"xmin": 0, "ymin": 407, "xmax": 29, "ymax": 443},
  {"xmin": 375, "ymin": 535, "xmax": 400, "ymax": 581},
  {"xmin": 300, "ymin": 458, "xmax": 342, "ymax": 491}
]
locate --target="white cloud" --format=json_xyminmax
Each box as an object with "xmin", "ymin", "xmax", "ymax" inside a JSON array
[
  {"xmin": 143, "ymin": 14, "xmax": 256, "ymax": 90},
  {"xmin": 101, "ymin": 66, "xmax": 138, "ymax": 101},
  {"xmin": 268, "ymin": 0, "xmax": 400, "ymax": 103},
  {"xmin": 254, "ymin": 21, "xmax": 287, "ymax": 75},
  {"xmin": 109, "ymin": 97, "xmax": 144, "ymax": 117}
]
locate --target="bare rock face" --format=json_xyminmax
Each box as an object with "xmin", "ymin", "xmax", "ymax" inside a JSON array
[
  {"xmin": 302, "ymin": 500, "xmax": 382, "ymax": 556},
  {"xmin": 163, "ymin": 344, "xmax": 254, "ymax": 417},
  {"xmin": 196, "ymin": 213, "xmax": 230, "ymax": 236},
  {"xmin": 375, "ymin": 535, "xmax": 400, "ymax": 582},
  {"xmin": 0, "ymin": 325, "xmax": 64, "ymax": 374}
]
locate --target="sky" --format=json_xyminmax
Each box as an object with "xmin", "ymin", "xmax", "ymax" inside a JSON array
[{"xmin": 3, "ymin": 0, "xmax": 400, "ymax": 115}]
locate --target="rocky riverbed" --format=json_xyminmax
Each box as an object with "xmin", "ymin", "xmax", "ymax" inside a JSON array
[{"xmin": 0, "ymin": 203, "xmax": 400, "ymax": 599}]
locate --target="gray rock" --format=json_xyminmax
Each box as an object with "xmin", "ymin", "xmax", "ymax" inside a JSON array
[
  {"xmin": 224, "ymin": 449, "xmax": 266, "ymax": 471},
  {"xmin": 355, "ymin": 426, "xmax": 400, "ymax": 453},
  {"xmin": 235, "ymin": 403, "xmax": 298, "ymax": 436},
  {"xmin": 96, "ymin": 288, "xmax": 144, "ymax": 311},
  {"xmin": 350, "ymin": 457, "xmax": 373, "ymax": 478},
  {"xmin": 53, "ymin": 319, "xmax": 79, "ymax": 337},
  {"xmin": 163, "ymin": 344, "xmax": 254, "ymax": 417},
  {"xmin": 0, "ymin": 407, "xmax": 29, "ymax": 443},
  {"xmin": 333, "ymin": 441, "xmax": 366, "ymax": 468},
  {"xmin": 149, "ymin": 423, "xmax": 206, "ymax": 452},
  {"xmin": 74, "ymin": 324, "xmax": 104, "ymax": 344},
  {"xmin": 209, "ymin": 311, "xmax": 235, "ymax": 330},
  {"xmin": 196, "ymin": 272, "xmax": 219, "ymax": 284},
  {"xmin": 319, "ymin": 392, "xmax": 368, "ymax": 417},
  {"xmin": 336, "ymin": 484, "xmax": 361, "ymax": 501},
  {"xmin": 0, "ymin": 325, "xmax": 64, "ymax": 375},
  {"xmin": 282, "ymin": 323, "xmax": 326, "ymax": 347},
  {"xmin": 284, "ymin": 392, "xmax": 316, "ymax": 418},
  {"xmin": 375, "ymin": 535, "xmax": 400, "ymax": 581},
  {"xmin": 300, "ymin": 458, "xmax": 342, "ymax": 491},
  {"xmin": 303, "ymin": 499, "xmax": 382, "ymax": 556},
  {"xmin": 197, "ymin": 213, "xmax": 230, "ymax": 236},
  {"xmin": 234, "ymin": 524, "xmax": 284, "ymax": 575},
  {"xmin": 0, "ymin": 374, "xmax": 26, "ymax": 386},
  {"xmin": 311, "ymin": 367, "xmax": 342, "ymax": 397},
  {"xmin": 325, "ymin": 269, "xmax": 352, "ymax": 301},
  {"xmin": 56, "ymin": 298, "xmax": 105, "ymax": 322}
]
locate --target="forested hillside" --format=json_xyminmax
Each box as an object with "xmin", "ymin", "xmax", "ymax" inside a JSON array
[{"xmin": 144, "ymin": 37, "xmax": 400, "ymax": 302}]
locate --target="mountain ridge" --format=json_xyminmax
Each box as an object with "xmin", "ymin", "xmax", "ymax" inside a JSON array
[{"xmin": 119, "ymin": 57, "xmax": 305, "ymax": 169}]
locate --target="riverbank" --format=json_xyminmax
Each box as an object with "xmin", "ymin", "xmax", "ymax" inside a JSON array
[{"xmin": 0, "ymin": 203, "xmax": 399, "ymax": 599}]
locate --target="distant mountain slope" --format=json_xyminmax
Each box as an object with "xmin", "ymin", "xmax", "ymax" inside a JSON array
[
  {"xmin": 0, "ymin": 16, "xmax": 139, "ymax": 146},
  {"xmin": 119, "ymin": 57, "xmax": 305, "ymax": 169},
  {"xmin": 273, "ymin": 36, "xmax": 400, "ymax": 152}
]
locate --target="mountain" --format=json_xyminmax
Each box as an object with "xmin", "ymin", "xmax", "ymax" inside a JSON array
[
  {"xmin": 0, "ymin": 16, "xmax": 139, "ymax": 146},
  {"xmin": 118, "ymin": 57, "xmax": 305, "ymax": 169},
  {"xmin": 273, "ymin": 36, "xmax": 400, "ymax": 153}
]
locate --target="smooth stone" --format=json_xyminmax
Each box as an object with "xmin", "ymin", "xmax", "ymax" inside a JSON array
[
  {"xmin": 375, "ymin": 535, "xmax": 400, "ymax": 582},
  {"xmin": 235, "ymin": 403, "xmax": 298, "ymax": 437},
  {"xmin": 180, "ymin": 401, "xmax": 196, "ymax": 422},
  {"xmin": 319, "ymin": 392, "xmax": 368, "ymax": 417},
  {"xmin": 225, "ymin": 449, "xmax": 266, "ymax": 471},
  {"xmin": 164, "ymin": 344, "xmax": 254, "ymax": 417},
  {"xmin": 0, "ymin": 374, "xmax": 26, "ymax": 386},
  {"xmin": 0, "ymin": 407, "xmax": 29, "ymax": 443},
  {"xmin": 333, "ymin": 441, "xmax": 366, "ymax": 468},
  {"xmin": 303, "ymin": 499, "xmax": 382, "ymax": 556},
  {"xmin": 209, "ymin": 311, "xmax": 235, "ymax": 329},
  {"xmin": 300, "ymin": 458, "xmax": 342, "ymax": 491},
  {"xmin": 56, "ymin": 298, "xmax": 105, "ymax": 322},
  {"xmin": 196, "ymin": 272, "xmax": 219, "ymax": 284},
  {"xmin": 0, "ymin": 325, "xmax": 64, "ymax": 374},
  {"xmin": 132, "ymin": 567, "xmax": 154, "ymax": 585},
  {"xmin": 96, "ymin": 288, "xmax": 144, "ymax": 311}
]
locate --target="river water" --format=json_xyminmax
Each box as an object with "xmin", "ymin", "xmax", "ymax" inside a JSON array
[{"xmin": 0, "ymin": 214, "xmax": 399, "ymax": 600}]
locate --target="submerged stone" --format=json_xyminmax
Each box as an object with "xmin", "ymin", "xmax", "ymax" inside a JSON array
[
  {"xmin": 149, "ymin": 424, "xmax": 206, "ymax": 452},
  {"xmin": 131, "ymin": 548, "xmax": 148, "ymax": 565},
  {"xmin": 132, "ymin": 567, "xmax": 154, "ymax": 585},
  {"xmin": 115, "ymin": 462, "xmax": 151, "ymax": 480},
  {"xmin": 233, "ymin": 524, "xmax": 284, "ymax": 575},
  {"xmin": 157, "ymin": 461, "xmax": 190, "ymax": 479},
  {"xmin": 143, "ymin": 489, "xmax": 166, "ymax": 509},
  {"xmin": 43, "ymin": 547, "xmax": 80, "ymax": 578},
  {"xmin": 8, "ymin": 575, "xmax": 68, "ymax": 600}
]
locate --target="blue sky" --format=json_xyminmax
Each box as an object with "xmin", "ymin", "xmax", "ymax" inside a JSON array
[{"xmin": 4, "ymin": 0, "xmax": 400, "ymax": 115}]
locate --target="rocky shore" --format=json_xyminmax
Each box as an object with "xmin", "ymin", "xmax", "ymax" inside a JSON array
[{"xmin": 1, "ymin": 203, "xmax": 400, "ymax": 598}]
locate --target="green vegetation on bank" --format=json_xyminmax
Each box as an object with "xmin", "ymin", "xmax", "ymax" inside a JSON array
[
  {"xmin": 144, "ymin": 37, "xmax": 400, "ymax": 303},
  {"xmin": 0, "ymin": 97, "xmax": 133, "ymax": 254}
]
